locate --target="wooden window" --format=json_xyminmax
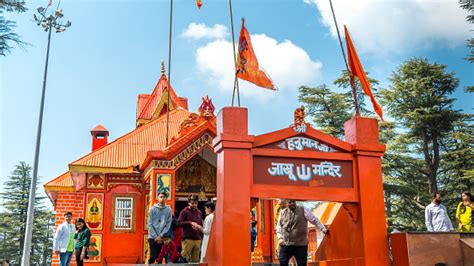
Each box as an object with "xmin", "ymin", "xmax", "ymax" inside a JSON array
[{"xmin": 114, "ymin": 197, "xmax": 133, "ymax": 230}]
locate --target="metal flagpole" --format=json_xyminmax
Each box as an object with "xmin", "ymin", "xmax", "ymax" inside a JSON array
[
  {"xmin": 328, "ymin": 0, "xmax": 360, "ymax": 116},
  {"xmin": 165, "ymin": 0, "xmax": 173, "ymax": 146},
  {"xmin": 228, "ymin": 0, "xmax": 240, "ymax": 107},
  {"xmin": 22, "ymin": 5, "xmax": 71, "ymax": 265}
]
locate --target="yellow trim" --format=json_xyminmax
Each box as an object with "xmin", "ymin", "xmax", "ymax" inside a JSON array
[
  {"xmin": 44, "ymin": 186, "xmax": 75, "ymax": 192},
  {"xmin": 69, "ymin": 165, "xmax": 135, "ymax": 174},
  {"xmin": 151, "ymin": 90, "xmax": 176, "ymax": 120}
]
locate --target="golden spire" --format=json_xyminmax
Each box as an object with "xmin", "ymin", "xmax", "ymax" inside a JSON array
[{"xmin": 161, "ymin": 60, "xmax": 165, "ymax": 75}]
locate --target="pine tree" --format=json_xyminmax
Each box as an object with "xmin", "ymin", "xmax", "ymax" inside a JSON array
[
  {"xmin": 0, "ymin": 0, "xmax": 27, "ymax": 56},
  {"xmin": 0, "ymin": 162, "xmax": 54, "ymax": 265},
  {"xmin": 381, "ymin": 58, "xmax": 469, "ymax": 230},
  {"xmin": 298, "ymin": 58, "xmax": 472, "ymax": 232},
  {"xmin": 298, "ymin": 70, "xmax": 380, "ymax": 138},
  {"xmin": 298, "ymin": 84, "xmax": 351, "ymax": 137}
]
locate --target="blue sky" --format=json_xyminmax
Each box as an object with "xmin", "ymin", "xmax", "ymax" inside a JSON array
[{"xmin": 1, "ymin": 0, "xmax": 473, "ymax": 206}]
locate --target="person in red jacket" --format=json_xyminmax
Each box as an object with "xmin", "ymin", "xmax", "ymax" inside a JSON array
[{"xmin": 157, "ymin": 234, "xmax": 184, "ymax": 264}]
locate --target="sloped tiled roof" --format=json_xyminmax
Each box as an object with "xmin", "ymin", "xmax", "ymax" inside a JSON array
[
  {"xmin": 69, "ymin": 108, "xmax": 191, "ymax": 172},
  {"xmin": 137, "ymin": 94, "xmax": 151, "ymax": 119},
  {"xmin": 137, "ymin": 74, "xmax": 184, "ymax": 121},
  {"xmin": 91, "ymin": 124, "xmax": 108, "ymax": 132},
  {"xmin": 44, "ymin": 171, "xmax": 74, "ymax": 191}
]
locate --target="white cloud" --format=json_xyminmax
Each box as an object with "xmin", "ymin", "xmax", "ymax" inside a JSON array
[
  {"xmin": 305, "ymin": 0, "xmax": 472, "ymax": 55},
  {"xmin": 181, "ymin": 23, "xmax": 229, "ymax": 40},
  {"xmin": 195, "ymin": 31, "xmax": 322, "ymax": 101}
]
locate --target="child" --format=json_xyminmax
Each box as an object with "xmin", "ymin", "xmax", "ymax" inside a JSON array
[{"xmin": 157, "ymin": 234, "xmax": 186, "ymax": 264}]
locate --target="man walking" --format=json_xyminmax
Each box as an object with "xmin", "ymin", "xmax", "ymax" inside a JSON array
[
  {"xmin": 148, "ymin": 192, "xmax": 173, "ymax": 264},
  {"xmin": 53, "ymin": 212, "xmax": 75, "ymax": 266},
  {"xmin": 425, "ymin": 192, "xmax": 454, "ymax": 232},
  {"xmin": 276, "ymin": 200, "xmax": 328, "ymax": 266},
  {"xmin": 178, "ymin": 194, "xmax": 203, "ymax": 262}
]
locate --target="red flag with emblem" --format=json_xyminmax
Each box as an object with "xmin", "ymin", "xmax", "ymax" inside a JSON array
[
  {"xmin": 344, "ymin": 25, "xmax": 384, "ymax": 121},
  {"xmin": 236, "ymin": 19, "xmax": 275, "ymax": 90}
]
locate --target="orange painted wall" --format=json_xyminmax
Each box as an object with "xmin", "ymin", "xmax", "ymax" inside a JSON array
[
  {"xmin": 206, "ymin": 108, "xmax": 390, "ymax": 266},
  {"xmin": 101, "ymin": 184, "xmax": 144, "ymax": 264}
]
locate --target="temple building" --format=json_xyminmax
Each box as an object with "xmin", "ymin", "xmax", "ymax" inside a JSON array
[{"xmin": 44, "ymin": 64, "xmax": 279, "ymax": 264}]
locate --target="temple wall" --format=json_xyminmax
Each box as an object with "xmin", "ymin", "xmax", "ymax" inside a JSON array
[{"xmin": 52, "ymin": 191, "xmax": 85, "ymax": 266}]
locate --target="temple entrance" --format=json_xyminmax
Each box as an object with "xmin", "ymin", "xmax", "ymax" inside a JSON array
[
  {"xmin": 204, "ymin": 107, "xmax": 390, "ymax": 266},
  {"xmin": 249, "ymin": 198, "xmax": 331, "ymax": 263},
  {"xmin": 173, "ymin": 147, "xmax": 217, "ymax": 216}
]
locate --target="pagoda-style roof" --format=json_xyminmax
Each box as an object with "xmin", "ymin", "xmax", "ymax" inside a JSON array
[
  {"xmin": 69, "ymin": 108, "xmax": 191, "ymax": 173},
  {"xmin": 44, "ymin": 171, "xmax": 74, "ymax": 191},
  {"xmin": 136, "ymin": 73, "xmax": 186, "ymax": 127},
  {"xmin": 45, "ymin": 66, "xmax": 217, "ymax": 202}
]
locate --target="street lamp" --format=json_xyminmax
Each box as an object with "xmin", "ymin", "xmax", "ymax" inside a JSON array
[{"xmin": 21, "ymin": 5, "xmax": 71, "ymax": 266}]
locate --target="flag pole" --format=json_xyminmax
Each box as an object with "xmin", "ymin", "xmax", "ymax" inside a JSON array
[
  {"xmin": 328, "ymin": 0, "xmax": 360, "ymax": 116},
  {"xmin": 228, "ymin": 0, "xmax": 240, "ymax": 107},
  {"xmin": 165, "ymin": 0, "xmax": 173, "ymax": 146}
]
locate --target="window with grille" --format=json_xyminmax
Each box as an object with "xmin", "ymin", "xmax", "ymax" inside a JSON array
[{"xmin": 114, "ymin": 197, "xmax": 133, "ymax": 230}]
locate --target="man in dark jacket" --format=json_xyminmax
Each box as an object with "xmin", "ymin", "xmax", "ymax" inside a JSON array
[
  {"xmin": 276, "ymin": 200, "xmax": 328, "ymax": 266},
  {"xmin": 177, "ymin": 194, "xmax": 203, "ymax": 262}
]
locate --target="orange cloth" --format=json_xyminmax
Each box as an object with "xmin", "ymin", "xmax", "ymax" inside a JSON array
[
  {"xmin": 236, "ymin": 19, "xmax": 275, "ymax": 90},
  {"xmin": 344, "ymin": 25, "xmax": 384, "ymax": 121}
]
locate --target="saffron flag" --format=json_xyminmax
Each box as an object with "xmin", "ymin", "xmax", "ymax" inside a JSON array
[
  {"xmin": 344, "ymin": 25, "xmax": 384, "ymax": 121},
  {"xmin": 236, "ymin": 19, "xmax": 275, "ymax": 90}
]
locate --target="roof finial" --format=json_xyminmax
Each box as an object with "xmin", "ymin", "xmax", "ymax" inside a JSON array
[{"xmin": 161, "ymin": 60, "xmax": 165, "ymax": 75}]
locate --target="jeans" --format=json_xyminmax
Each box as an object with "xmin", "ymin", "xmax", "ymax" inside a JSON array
[
  {"xmin": 59, "ymin": 251, "xmax": 73, "ymax": 266},
  {"xmin": 279, "ymin": 245, "xmax": 308, "ymax": 266},
  {"xmin": 75, "ymin": 247, "xmax": 85, "ymax": 266},
  {"xmin": 148, "ymin": 238, "xmax": 163, "ymax": 264}
]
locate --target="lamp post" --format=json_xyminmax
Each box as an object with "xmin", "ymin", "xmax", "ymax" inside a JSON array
[{"xmin": 21, "ymin": 5, "xmax": 71, "ymax": 266}]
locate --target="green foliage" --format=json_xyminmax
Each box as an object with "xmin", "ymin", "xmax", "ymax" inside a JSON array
[
  {"xmin": 459, "ymin": 0, "xmax": 474, "ymax": 62},
  {"xmin": 0, "ymin": 162, "xmax": 54, "ymax": 265},
  {"xmin": 333, "ymin": 70, "xmax": 381, "ymax": 116},
  {"xmin": 0, "ymin": 0, "xmax": 27, "ymax": 56},
  {"xmin": 298, "ymin": 70, "xmax": 379, "ymax": 138},
  {"xmin": 380, "ymin": 58, "xmax": 471, "ymax": 231},
  {"xmin": 298, "ymin": 84, "xmax": 351, "ymax": 137},
  {"xmin": 298, "ymin": 58, "xmax": 473, "ymax": 232}
]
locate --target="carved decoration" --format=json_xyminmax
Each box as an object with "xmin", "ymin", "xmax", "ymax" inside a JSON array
[
  {"xmin": 154, "ymin": 133, "xmax": 213, "ymax": 169},
  {"xmin": 175, "ymin": 155, "xmax": 216, "ymax": 193},
  {"xmin": 178, "ymin": 113, "xmax": 201, "ymax": 134},
  {"xmin": 87, "ymin": 174, "xmax": 104, "ymax": 189},
  {"xmin": 198, "ymin": 95, "xmax": 215, "ymax": 119},
  {"xmin": 293, "ymin": 106, "xmax": 308, "ymax": 133},
  {"xmin": 108, "ymin": 175, "xmax": 141, "ymax": 181},
  {"xmin": 106, "ymin": 182, "xmax": 143, "ymax": 192},
  {"xmin": 172, "ymin": 96, "xmax": 215, "ymax": 142},
  {"xmin": 294, "ymin": 105, "xmax": 306, "ymax": 125}
]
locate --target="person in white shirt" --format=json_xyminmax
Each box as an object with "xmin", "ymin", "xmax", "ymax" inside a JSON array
[
  {"xmin": 192, "ymin": 201, "xmax": 215, "ymax": 263},
  {"xmin": 425, "ymin": 192, "xmax": 454, "ymax": 232},
  {"xmin": 53, "ymin": 212, "xmax": 75, "ymax": 266}
]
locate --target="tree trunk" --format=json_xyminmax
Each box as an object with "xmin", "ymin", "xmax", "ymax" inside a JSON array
[{"xmin": 421, "ymin": 128, "xmax": 438, "ymax": 194}]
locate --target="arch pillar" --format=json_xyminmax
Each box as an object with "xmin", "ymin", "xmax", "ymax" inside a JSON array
[
  {"xmin": 206, "ymin": 107, "xmax": 253, "ymax": 266},
  {"xmin": 344, "ymin": 117, "xmax": 389, "ymax": 265}
]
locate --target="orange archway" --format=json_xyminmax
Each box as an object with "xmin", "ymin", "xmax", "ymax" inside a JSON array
[{"xmin": 205, "ymin": 107, "xmax": 390, "ymax": 266}]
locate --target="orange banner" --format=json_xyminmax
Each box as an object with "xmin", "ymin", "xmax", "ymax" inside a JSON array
[
  {"xmin": 344, "ymin": 25, "xmax": 384, "ymax": 121},
  {"xmin": 236, "ymin": 19, "xmax": 275, "ymax": 90}
]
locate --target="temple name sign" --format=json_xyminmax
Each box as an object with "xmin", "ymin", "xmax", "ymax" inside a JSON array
[{"xmin": 253, "ymin": 156, "xmax": 353, "ymax": 188}]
